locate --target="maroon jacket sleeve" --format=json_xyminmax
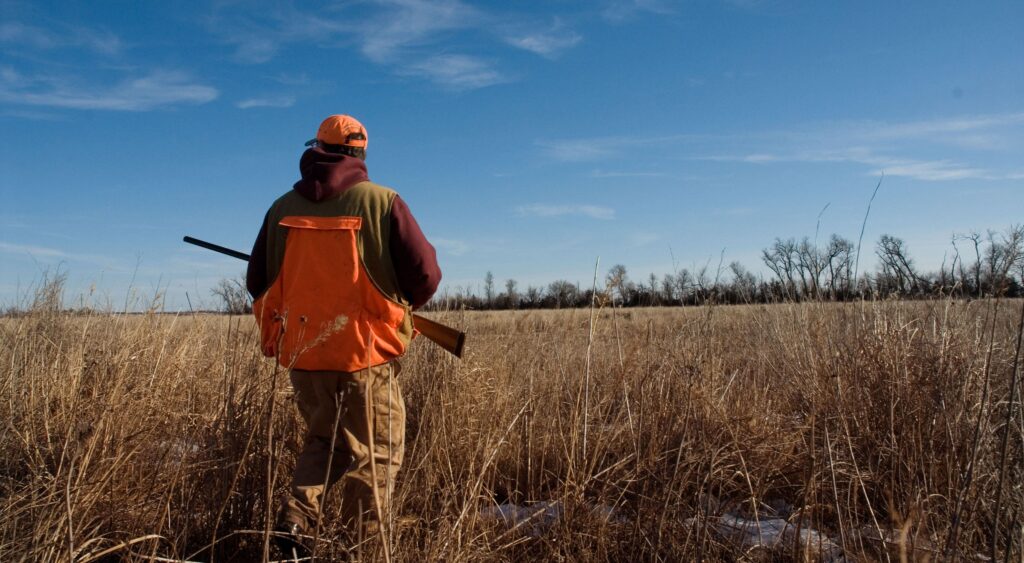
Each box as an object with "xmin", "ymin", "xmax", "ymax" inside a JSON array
[
  {"xmin": 246, "ymin": 211, "xmax": 270, "ymax": 299},
  {"xmin": 390, "ymin": 196, "xmax": 441, "ymax": 309}
]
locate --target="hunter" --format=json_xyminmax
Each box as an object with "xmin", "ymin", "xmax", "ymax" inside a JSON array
[{"xmin": 246, "ymin": 114, "xmax": 441, "ymax": 556}]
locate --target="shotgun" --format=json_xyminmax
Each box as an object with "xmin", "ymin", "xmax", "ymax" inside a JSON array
[{"xmin": 183, "ymin": 235, "xmax": 465, "ymax": 358}]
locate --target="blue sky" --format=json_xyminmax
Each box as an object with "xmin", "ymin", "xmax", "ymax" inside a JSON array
[{"xmin": 1, "ymin": 0, "xmax": 1022, "ymax": 309}]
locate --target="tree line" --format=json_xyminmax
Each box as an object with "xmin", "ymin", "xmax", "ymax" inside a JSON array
[{"xmin": 424, "ymin": 225, "xmax": 1024, "ymax": 311}]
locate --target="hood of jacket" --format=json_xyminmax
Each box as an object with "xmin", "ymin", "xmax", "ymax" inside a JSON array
[{"xmin": 293, "ymin": 147, "xmax": 369, "ymax": 202}]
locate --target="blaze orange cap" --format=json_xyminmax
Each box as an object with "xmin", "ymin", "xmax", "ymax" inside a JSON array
[{"xmin": 305, "ymin": 114, "xmax": 369, "ymax": 149}]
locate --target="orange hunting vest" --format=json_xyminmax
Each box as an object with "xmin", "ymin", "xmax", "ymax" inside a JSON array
[{"xmin": 252, "ymin": 216, "xmax": 409, "ymax": 371}]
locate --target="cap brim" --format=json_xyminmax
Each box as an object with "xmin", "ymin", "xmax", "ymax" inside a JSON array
[{"xmin": 304, "ymin": 138, "xmax": 317, "ymax": 147}]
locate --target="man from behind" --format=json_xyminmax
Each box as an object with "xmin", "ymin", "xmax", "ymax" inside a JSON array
[{"xmin": 246, "ymin": 114, "xmax": 441, "ymax": 558}]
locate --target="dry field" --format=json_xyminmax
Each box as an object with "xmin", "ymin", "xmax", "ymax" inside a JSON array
[{"xmin": 1, "ymin": 298, "xmax": 1022, "ymax": 562}]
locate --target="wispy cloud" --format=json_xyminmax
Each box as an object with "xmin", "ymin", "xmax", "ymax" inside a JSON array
[
  {"xmin": 869, "ymin": 157, "xmax": 990, "ymax": 181},
  {"xmin": 374, "ymin": 1, "xmax": 503, "ymax": 90},
  {"xmin": 722, "ymin": 0, "xmax": 768, "ymax": 9},
  {"xmin": 538, "ymin": 134, "xmax": 704, "ymax": 162},
  {"xmin": 402, "ymin": 54, "xmax": 507, "ymax": 90},
  {"xmin": 272, "ymin": 72, "xmax": 310, "ymax": 86},
  {"xmin": 700, "ymin": 153, "xmax": 781, "ymax": 163},
  {"xmin": 236, "ymin": 95, "xmax": 295, "ymax": 109},
  {"xmin": 602, "ymin": 0, "xmax": 676, "ymax": 22},
  {"xmin": 695, "ymin": 112, "xmax": 1024, "ymax": 182},
  {"xmin": 850, "ymin": 113, "xmax": 1024, "ymax": 141},
  {"xmin": 433, "ymin": 237, "xmax": 470, "ymax": 256},
  {"xmin": 358, "ymin": 0, "xmax": 482, "ymax": 64},
  {"xmin": 0, "ymin": 241, "xmax": 68, "ymax": 258},
  {"xmin": 503, "ymin": 19, "xmax": 582, "ymax": 58},
  {"xmin": 713, "ymin": 207, "xmax": 756, "ymax": 217},
  {"xmin": 702, "ymin": 149, "xmax": 1013, "ymax": 182},
  {"xmin": 516, "ymin": 204, "xmax": 615, "ymax": 220},
  {"xmin": 537, "ymin": 138, "xmax": 615, "ymax": 162},
  {"xmin": 0, "ymin": 241, "xmax": 119, "ymax": 268},
  {"xmin": 630, "ymin": 232, "xmax": 660, "ymax": 246},
  {"xmin": 590, "ymin": 169, "xmax": 666, "ymax": 178},
  {"xmin": 0, "ymin": 68, "xmax": 218, "ymax": 111},
  {"xmin": 1, "ymin": 108, "xmax": 63, "ymax": 120},
  {"xmin": 208, "ymin": 1, "xmax": 568, "ymax": 91},
  {"xmin": 210, "ymin": 4, "xmax": 346, "ymax": 64},
  {"xmin": 0, "ymin": 21, "xmax": 123, "ymax": 55}
]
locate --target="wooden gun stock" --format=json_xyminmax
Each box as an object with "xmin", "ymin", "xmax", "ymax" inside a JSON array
[
  {"xmin": 412, "ymin": 313, "xmax": 465, "ymax": 358},
  {"xmin": 184, "ymin": 235, "xmax": 465, "ymax": 358}
]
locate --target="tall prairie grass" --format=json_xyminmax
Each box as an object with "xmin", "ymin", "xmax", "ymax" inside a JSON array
[{"xmin": 1, "ymin": 290, "xmax": 1021, "ymax": 561}]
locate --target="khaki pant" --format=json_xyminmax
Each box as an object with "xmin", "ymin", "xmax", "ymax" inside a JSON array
[{"xmin": 279, "ymin": 361, "xmax": 405, "ymax": 535}]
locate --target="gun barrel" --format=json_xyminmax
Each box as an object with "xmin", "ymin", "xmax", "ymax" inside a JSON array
[{"xmin": 183, "ymin": 236, "xmax": 251, "ymax": 261}]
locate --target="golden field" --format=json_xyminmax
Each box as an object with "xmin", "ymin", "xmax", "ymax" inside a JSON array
[{"xmin": 1, "ymin": 299, "xmax": 1022, "ymax": 562}]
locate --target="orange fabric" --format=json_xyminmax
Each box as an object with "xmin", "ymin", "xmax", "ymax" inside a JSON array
[
  {"xmin": 316, "ymin": 115, "xmax": 369, "ymax": 148},
  {"xmin": 253, "ymin": 215, "xmax": 408, "ymax": 371}
]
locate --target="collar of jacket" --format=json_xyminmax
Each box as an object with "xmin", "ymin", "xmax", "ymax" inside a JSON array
[{"xmin": 292, "ymin": 147, "xmax": 370, "ymax": 202}]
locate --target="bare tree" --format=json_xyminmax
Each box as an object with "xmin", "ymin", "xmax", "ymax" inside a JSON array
[
  {"xmin": 982, "ymin": 225, "xmax": 1024, "ymax": 295},
  {"xmin": 547, "ymin": 280, "xmax": 577, "ymax": 308},
  {"xmin": 605, "ymin": 264, "xmax": 630, "ymax": 305},
  {"xmin": 729, "ymin": 261, "xmax": 758, "ymax": 303},
  {"xmin": 483, "ymin": 271, "xmax": 495, "ymax": 307},
  {"xmin": 693, "ymin": 262, "xmax": 711, "ymax": 304},
  {"xmin": 211, "ymin": 277, "xmax": 251, "ymax": 314},
  {"xmin": 876, "ymin": 235, "xmax": 921, "ymax": 295},
  {"xmin": 660, "ymin": 274, "xmax": 676, "ymax": 304},
  {"xmin": 795, "ymin": 237, "xmax": 826, "ymax": 299},
  {"xmin": 762, "ymin": 238, "xmax": 800, "ymax": 300},
  {"xmin": 957, "ymin": 231, "xmax": 984, "ymax": 296},
  {"xmin": 504, "ymin": 278, "xmax": 518, "ymax": 309},
  {"xmin": 523, "ymin": 285, "xmax": 541, "ymax": 308},
  {"xmin": 674, "ymin": 268, "xmax": 692, "ymax": 305},
  {"xmin": 647, "ymin": 273, "xmax": 659, "ymax": 306},
  {"xmin": 824, "ymin": 234, "xmax": 855, "ymax": 299}
]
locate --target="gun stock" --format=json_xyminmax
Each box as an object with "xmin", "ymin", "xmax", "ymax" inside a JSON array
[
  {"xmin": 184, "ymin": 235, "xmax": 465, "ymax": 358},
  {"xmin": 411, "ymin": 313, "xmax": 465, "ymax": 358}
]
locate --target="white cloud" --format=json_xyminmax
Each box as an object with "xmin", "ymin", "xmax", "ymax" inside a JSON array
[
  {"xmin": 232, "ymin": 36, "xmax": 279, "ymax": 64},
  {"xmin": 693, "ymin": 112, "xmax": 1024, "ymax": 182},
  {"xmin": 1, "ymin": 108, "xmax": 63, "ymax": 120},
  {"xmin": 704, "ymin": 150, "xmax": 1009, "ymax": 182},
  {"xmin": 829, "ymin": 112, "xmax": 1024, "ymax": 151},
  {"xmin": 403, "ymin": 54, "xmax": 506, "ymax": 90},
  {"xmin": 855, "ymin": 113, "xmax": 1024, "ymax": 139},
  {"xmin": 590, "ymin": 169, "xmax": 666, "ymax": 178},
  {"xmin": 505, "ymin": 31, "xmax": 581, "ymax": 58},
  {"xmin": 358, "ymin": 0, "xmax": 482, "ymax": 64},
  {"xmin": 602, "ymin": 0, "xmax": 676, "ymax": 22},
  {"xmin": 433, "ymin": 238, "xmax": 470, "ymax": 256},
  {"xmin": 0, "ymin": 241, "xmax": 68, "ymax": 258},
  {"xmin": 723, "ymin": 0, "xmax": 768, "ymax": 9},
  {"xmin": 504, "ymin": 19, "xmax": 581, "ymax": 58},
  {"xmin": 272, "ymin": 72, "xmax": 310, "ymax": 86},
  {"xmin": 210, "ymin": 1, "xmax": 587, "ymax": 91},
  {"xmin": 516, "ymin": 204, "xmax": 615, "ymax": 220},
  {"xmin": 537, "ymin": 138, "xmax": 616, "ymax": 162},
  {"xmin": 210, "ymin": 4, "xmax": 348, "ymax": 64},
  {"xmin": 0, "ymin": 241, "xmax": 119, "ymax": 269},
  {"xmin": 630, "ymin": 232, "xmax": 660, "ymax": 246},
  {"xmin": 236, "ymin": 96, "xmax": 295, "ymax": 109},
  {"xmin": 740, "ymin": 153, "xmax": 779, "ymax": 163},
  {"xmin": 0, "ymin": 21, "xmax": 123, "ymax": 55},
  {"xmin": 0, "ymin": 68, "xmax": 218, "ymax": 111},
  {"xmin": 713, "ymin": 207, "xmax": 756, "ymax": 217},
  {"xmin": 538, "ymin": 133, "xmax": 704, "ymax": 162}
]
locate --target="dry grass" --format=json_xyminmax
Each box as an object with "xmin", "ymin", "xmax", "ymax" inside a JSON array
[{"xmin": 2, "ymin": 296, "xmax": 1022, "ymax": 561}]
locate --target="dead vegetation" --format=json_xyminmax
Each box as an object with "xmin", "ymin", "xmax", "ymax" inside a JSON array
[{"xmin": 1, "ymin": 291, "xmax": 1022, "ymax": 561}]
